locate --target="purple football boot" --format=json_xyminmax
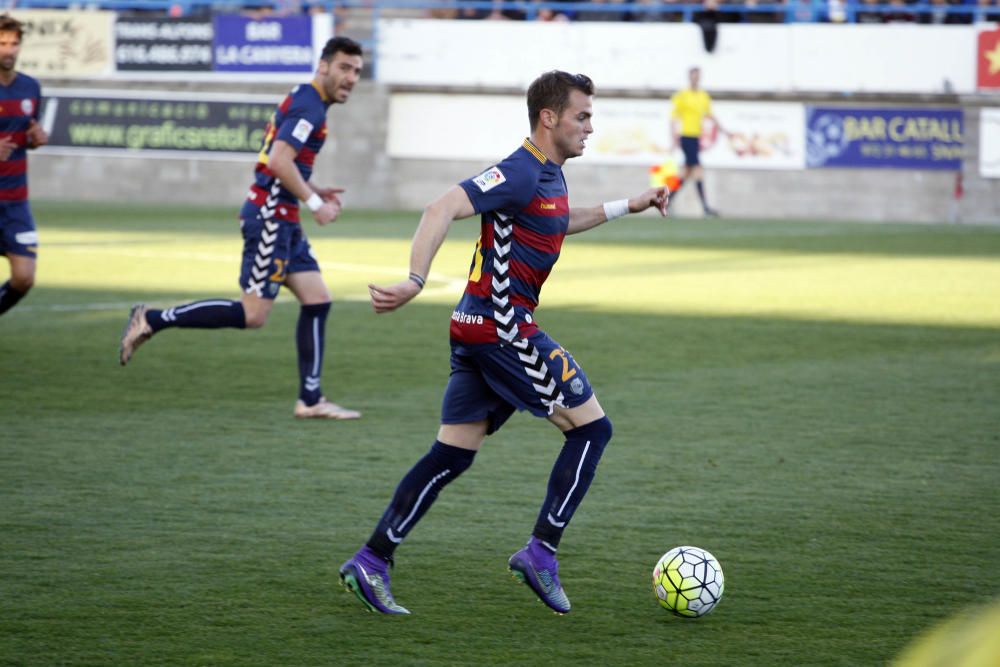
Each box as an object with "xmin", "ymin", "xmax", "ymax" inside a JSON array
[
  {"xmin": 339, "ymin": 546, "xmax": 410, "ymax": 615},
  {"xmin": 508, "ymin": 537, "xmax": 571, "ymax": 614}
]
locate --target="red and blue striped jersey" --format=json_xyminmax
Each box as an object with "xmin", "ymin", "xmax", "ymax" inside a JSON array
[
  {"xmin": 242, "ymin": 81, "xmax": 330, "ymax": 223},
  {"xmin": 452, "ymin": 139, "xmax": 569, "ymax": 349},
  {"xmin": 0, "ymin": 73, "xmax": 42, "ymax": 202}
]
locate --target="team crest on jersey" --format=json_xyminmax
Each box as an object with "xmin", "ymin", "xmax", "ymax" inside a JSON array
[
  {"xmin": 570, "ymin": 378, "xmax": 585, "ymax": 396},
  {"xmin": 21, "ymin": 98, "xmax": 33, "ymax": 115},
  {"xmin": 472, "ymin": 166, "xmax": 506, "ymax": 193},
  {"xmin": 292, "ymin": 118, "xmax": 314, "ymax": 143}
]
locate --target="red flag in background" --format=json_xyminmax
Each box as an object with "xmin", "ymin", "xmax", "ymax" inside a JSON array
[
  {"xmin": 978, "ymin": 29, "xmax": 1000, "ymax": 89},
  {"xmin": 649, "ymin": 159, "xmax": 682, "ymax": 192}
]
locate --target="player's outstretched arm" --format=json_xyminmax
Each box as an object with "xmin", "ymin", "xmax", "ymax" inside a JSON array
[
  {"xmin": 369, "ymin": 185, "xmax": 476, "ymax": 314},
  {"xmin": 567, "ymin": 186, "xmax": 669, "ymax": 235}
]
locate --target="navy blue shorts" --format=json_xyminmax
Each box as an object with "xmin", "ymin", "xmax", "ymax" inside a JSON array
[
  {"xmin": 441, "ymin": 330, "xmax": 594, "ymax": 434},
  {"xmin": 680, "ymin": 136, "xmax": 701, "ymax": 167},
  {"xmin": 238, "ymin": 216, "xmax": 319, "ymax": 299},
  {"xmin": 0, "ymin": 202, "xmax": 38, "ymax": 259}
]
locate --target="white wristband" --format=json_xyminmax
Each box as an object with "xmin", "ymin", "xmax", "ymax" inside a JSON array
[
  {"xmin": 305, "ymin": 193, "xmax": 324, "ymax": 212},
  {"xmin": 603, "ymin": 199, "xmax": 630, "ymax": 221}
]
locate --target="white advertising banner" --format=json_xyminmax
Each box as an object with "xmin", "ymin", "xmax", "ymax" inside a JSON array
[
  {"xmin": 980, "ymin": 108, "xmax": 1000, "ymax": 179},
  {"xmin": 15, "ymin": 9, "xmax": 114, "ymax": 78},
  {"xmin": 388, "ymin": 94, "xmax": 522, "ymax": 162},
  {"xmin": 388, "ymin": 93, "xmax": 805, "ymax": 170},
  {"xmin": 377, "ymin": 20, "xmax": 713, "ymax": 91},
  {"xmin": 788, "ymin": 25, "xmax": 974, "ymax": 95},
  {"xmin": 701, "ymin": 101, "xmax": 806, "ymax": 170},
  {"xmin": 377, "ymin": 19, "xmax": 977, "ymax": 95},
  {"xmin": 580, "ymin": 97, "xmax": 672, "ymax": 166}
]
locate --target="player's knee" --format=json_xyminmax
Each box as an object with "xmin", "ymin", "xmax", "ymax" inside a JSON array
[
  {"xmin": 243, "ymin": 310, "xmax": 269, "ymax": 329},
  {"xmin": 429, "ymin": 440, "xmax": 477, "ymax": 479},
  {"xmin": 593, "ymin": 415, "xmax": 613, "ymax": 445},
  {"xmin": 577, "ymin": 415, "xmax": 613, "ymax": 449},
  {"xmin": 9, "ymin": 273, "xmax": 34, "ymax": 293},
  {"xmin": 241, "ymin": 294, "xmax": 274, "ymax": 329}
]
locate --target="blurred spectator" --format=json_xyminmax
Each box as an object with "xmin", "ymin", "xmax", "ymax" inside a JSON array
[
  {"xmin": 742, "ymin": 0, "xmax": 785, "ymax": 23},
  {"xmin": 883, "ymin": 0, "xmax": 917, "ymax": 22},
  {"xmin": 427, "ymin": 3, "xmax": 460, "ymax": 18},
  {"xmin": 531, "ymin": 0, "xmax": 572, "ymax": 20},
  {"xmin": 856, "ymin": 0, "xmax": 887, "ymax": 22},
  {"xmin": 482, "ymin": 0, "xmax": 528, "ymax": 19},
  {"xmin": 693, "ymin": 0, "xmax": 741, "ymax": 51},
  {"xmin": 786, "ymin": 0, "xmax": 821, "ymax": 20},
  {"xmin": 975, "ymin": 0, "xmax": 1000, "ymax": 21},
  {"xmin": 274, "ymin": 0, "xmax": 303, "ymax": 13},
  {"xmin": 427, "ymin": 5, "xmax": 460, "ymax": 18},
  {"xmin": 242, "ymin": 2, "xmax": 276, "ymax": 18},
  {"xmin": 576, "ymin": 0, "xmax": 631, "ymax": 21},
  {"xmin": 456, "ymin": 0, "xmax": 489, "ymax": 19},
  {"xmin": 632, "ymin": 0, "xmax": 685, "ymax": 22},
  {"xmin": 694, "ymin": 0, "xmax": 721, "ymax": 50},
  {"xmin": 303, "ymin": 0, "xmax": 329, "ymax": 13},
  {"xmin": 825, "ymin": 0, "xmax": 847, "ymax": 21},
  {"xmin": 919, "ymin": 0, "xmax": 972, "ymax": 23}
]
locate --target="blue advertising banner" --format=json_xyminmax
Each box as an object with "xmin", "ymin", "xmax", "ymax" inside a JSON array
[
  {"xmin": 213, "ymin": 15, "xmax": 313, "ymax": 73},
  {"xmin": 806, "ymin": 107, "xmax": 963, "ymax": 170},
  {"xmin": 116, "ymin": 17, "xmax": 213, "ymax": 72}
]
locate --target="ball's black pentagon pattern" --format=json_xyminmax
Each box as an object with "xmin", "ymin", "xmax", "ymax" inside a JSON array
[{"xmin": 652, "ymin": 546, "xmax": 724, "ymax": 618}]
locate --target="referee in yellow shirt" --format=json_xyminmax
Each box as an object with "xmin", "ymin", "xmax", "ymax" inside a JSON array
[{"xmin": 671, "ymin": 67, "xmax": 724, "ymax": 217}]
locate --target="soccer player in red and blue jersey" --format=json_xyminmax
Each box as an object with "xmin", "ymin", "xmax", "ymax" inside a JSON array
[
  {"xmin": 0, "ymin": 14, "xmax": 49, "ymax": 318},
  {"xmin": 340, "ymin": 71, "xmax": 670, "ymax": 614},
  {"xmin": 118, "ymin": 37, "xmax": 364, "ymax": 419}
]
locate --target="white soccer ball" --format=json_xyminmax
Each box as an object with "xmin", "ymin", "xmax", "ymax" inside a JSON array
[{"xmin": 652, "ymin": 545, "xmax": 725, "ymax": 618}]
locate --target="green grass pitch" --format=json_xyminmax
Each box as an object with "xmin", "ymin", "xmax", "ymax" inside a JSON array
[{"xmin": 2, "ymin": 201, "xmax": 999, "ymax": 666}]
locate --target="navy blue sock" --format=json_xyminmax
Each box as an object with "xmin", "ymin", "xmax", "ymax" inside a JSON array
[
  {"xmin": 532, "ymin": 416, "xmax": 613, "ymax": 552},
  {"xmin": 367, "ymin": 441, "xmax": 477, "ymax": 560},
  {"xmin": 146, "ymin": 300, "xmax": 246, "ymax": 332},
  {"xmin": 296, "ymin": 302, "xmax": 330, "ymax": 406},
  {"xmin": 0, "ymin": 281, "xmax": 26, "ymax": 316},
  {"xmin": 696, "ymin": 180, "xmax": 710, "ymax": 211}
]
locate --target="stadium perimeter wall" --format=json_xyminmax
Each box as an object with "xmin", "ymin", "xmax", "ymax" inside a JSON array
[{"xmin": 31, "ymin": 81, "xmax": 999, "ymax": 223}]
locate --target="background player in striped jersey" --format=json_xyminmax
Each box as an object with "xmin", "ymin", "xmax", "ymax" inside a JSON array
[
  {"xmin": 119, "ymin": 37, "xmax": 364, "ymax": 420},
  {"xmin": 339, "ymin": 71, "xmax": 669, "ymax": 615},
  {"xmin": 0, "ymin": 14, "xmax": 49, "ymax": 318}
]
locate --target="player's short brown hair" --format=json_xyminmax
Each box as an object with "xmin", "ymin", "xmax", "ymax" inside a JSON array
[
  {"xmin": 527, "ymin": 71, "xmax": 594, "ymax": 131},
  {"xmin": 0, "ymin": 14, "xmax": 24, "ymax": 39},
  {"xmin": 320, "ymin": 36, "xmax": 362, "ymax": 62}
]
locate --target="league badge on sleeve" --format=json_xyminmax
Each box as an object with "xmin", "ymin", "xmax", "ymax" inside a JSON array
[
  {"xmin": 472, "ymin": 166, "xmax": 506, "ymax": 193},
  {"xmin": 292, "ymin": 118, "xmax": 314, "ymax": 143}
]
